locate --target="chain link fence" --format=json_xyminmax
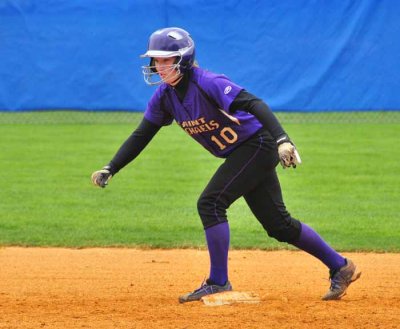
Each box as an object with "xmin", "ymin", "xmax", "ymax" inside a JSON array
[{"xmin": 0, "ymin": 110, "xmax": 399, "ymax": 125}]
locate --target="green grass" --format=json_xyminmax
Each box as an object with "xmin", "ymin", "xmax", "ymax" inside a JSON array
[
  {"xmin": 1, "ymin": 110, "xmax": 399, "ymax": 124},
  {"xmin": 1, "ymin": 113, "xmax": 399, "ymax": 251}
]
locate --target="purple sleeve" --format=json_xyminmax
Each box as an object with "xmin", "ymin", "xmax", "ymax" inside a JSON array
[
  {"xmin": 144, "ymin": 87, "xmax": 174, "ymax": 126},
  {"xmin": 203, "ymin": 76, "xmax": 243, "ymax": 113}
]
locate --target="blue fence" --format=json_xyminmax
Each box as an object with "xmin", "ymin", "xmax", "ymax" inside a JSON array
[{"xmin": 1, "ymin": 0, "xmax": 399, "ymax": 112}]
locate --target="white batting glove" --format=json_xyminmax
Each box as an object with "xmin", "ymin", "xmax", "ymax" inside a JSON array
[
  {"xmin": 91, "ymin": 166, "xmax": 112, "ymax": 188},
  {"xmin": 276, "ymin": 136, "xmax": 302, "ymax": 169}
]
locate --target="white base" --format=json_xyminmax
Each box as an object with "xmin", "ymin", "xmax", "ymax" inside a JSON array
[{"xmin": 201, "ymin": 291, "xmax": 261, "ymax": 306}]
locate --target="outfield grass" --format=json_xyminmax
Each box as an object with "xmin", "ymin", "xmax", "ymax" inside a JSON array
[{"xmin": 1, "ymin": 113, "xmax": 399, "ymax": 251}]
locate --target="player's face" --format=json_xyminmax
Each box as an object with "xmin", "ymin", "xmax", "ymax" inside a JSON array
[{"xmin": 153, "ymin": 57, "xmax": 181, "ymax": 85}]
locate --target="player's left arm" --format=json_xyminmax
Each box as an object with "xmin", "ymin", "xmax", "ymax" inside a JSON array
[{"xmin": 230, "ymin": 90, "xmax": 301, "ymax": 168}]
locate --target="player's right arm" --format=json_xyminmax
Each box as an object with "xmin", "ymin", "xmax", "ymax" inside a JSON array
[
  {"xmin": 91, "ymin": 118, "xmax": 161, "ymax": 188},
  {"xmin": 92, "ymin": 86, "xmax": 173, "ymax": 188}
]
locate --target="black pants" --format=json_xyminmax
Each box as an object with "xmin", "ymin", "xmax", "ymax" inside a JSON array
[{"xmin": 197, "ymin": 129, "xmax": 301, "ymax": 243}]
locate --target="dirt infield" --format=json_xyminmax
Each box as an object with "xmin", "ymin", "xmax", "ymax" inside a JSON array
[{"xmin": 0, "ymin": 248, "xmax": 399, "ymax": 329}]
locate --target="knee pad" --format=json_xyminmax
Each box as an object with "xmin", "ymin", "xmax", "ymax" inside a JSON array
[
  {"xmin": 197, "ymin": 194, "xmax": 228, "ymax": 229},
  {"xmin": 265, "ymin": 217, "xmax": 301, "ymax": 243}
]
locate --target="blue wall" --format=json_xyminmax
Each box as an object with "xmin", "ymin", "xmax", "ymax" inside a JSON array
[{"xmin": 1, "ymin": 0, "xmax": 399, "ymax": 112}]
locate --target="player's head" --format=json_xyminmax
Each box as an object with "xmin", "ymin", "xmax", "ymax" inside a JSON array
[{"xmin": 140, "ymin": 27, "xmax": 195, "ymax": 85}]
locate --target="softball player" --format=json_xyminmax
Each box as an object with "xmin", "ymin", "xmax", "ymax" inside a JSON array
[{"xmin": 91, "ymin": 27, "xmax": 361, "ymax": 303}]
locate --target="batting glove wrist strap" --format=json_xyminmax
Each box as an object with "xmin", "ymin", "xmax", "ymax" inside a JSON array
[
  {"xmin": 276, "ymin": 134, "xmax": 292, "ymax": 146},
  {"xmin": 91, "ymin": 166, "xmax": 113, "ymax": 188}
]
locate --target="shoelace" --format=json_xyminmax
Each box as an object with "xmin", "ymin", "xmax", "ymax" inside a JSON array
[
  {"xmin": 329, "ymin": 271, "xmax": 347, "ymax": 290},
  {"xmin": 192, "ymin": 279, "xmax": 219, "ymax": 295},
  {"xmin": 193, "ymin": 278, "xmax": 208, "ymax": 293}
]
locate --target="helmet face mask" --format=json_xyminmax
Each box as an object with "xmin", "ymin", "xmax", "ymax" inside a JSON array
[
  {"xmin": 141, "ymin": 56, "xmax": 183, "ymax": 86},
  {"xmin": 141, "ymin": 27, "xmax": 195, "ymax": 85}
]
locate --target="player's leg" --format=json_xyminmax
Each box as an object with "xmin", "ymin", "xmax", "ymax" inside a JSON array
[
  {"xmin": 244, "ymin": 169, "xmax": 301, "ymax": 243},
  {"xmin": 199, "ymin": 133, "xmax": 278, "ymax": 284},
  {"xmin": 244, "ymin": 170, "xmax": 361, "ymax": 300},
  {"xmin": 244, "ymin": 171, "xmax": 345, "ymax": 268},
  {"xmin": 179, "ymin": 130, "xmax": 277, "ymax": 303}
]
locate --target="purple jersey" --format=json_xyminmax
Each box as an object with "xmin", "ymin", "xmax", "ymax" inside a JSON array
[{"xmin": 144, "ymin": 67, "xmax": 262, "ymax": 158}]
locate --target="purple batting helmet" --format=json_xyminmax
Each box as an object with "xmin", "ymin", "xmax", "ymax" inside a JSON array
[{"xmin": 140, "ymin": 27, "xmax": 195, "ymax": 85}]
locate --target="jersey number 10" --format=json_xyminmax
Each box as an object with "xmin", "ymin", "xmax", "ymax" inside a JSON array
[{"xmin": 210, "ymin": 127, "xmax": 238, "ymax": 150}]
